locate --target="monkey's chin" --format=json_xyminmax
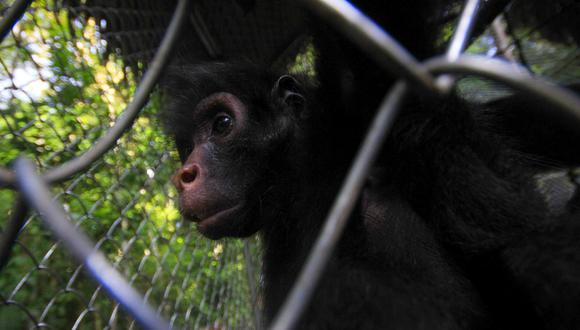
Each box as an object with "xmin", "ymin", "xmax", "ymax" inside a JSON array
[{"xmin": 193, "ymin": 203, "xmax": 249, "ymax": 240}]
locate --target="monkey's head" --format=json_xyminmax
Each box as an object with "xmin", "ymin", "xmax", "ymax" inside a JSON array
[{"xmin": 162, "ymin": 63, "xmax": 312, "ymax": 239}]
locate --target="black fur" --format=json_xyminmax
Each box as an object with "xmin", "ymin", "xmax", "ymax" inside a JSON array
[
  {"xmin": 161, "ymin": 60, "xmax": 580, "ymax": 329},
  {"xmin": 163, "ymin": 62, "xmax": 489, "ymax": 328},
  {"xmin": 161, "ymin": 0, "xmax": 580, "ymax": 328}
]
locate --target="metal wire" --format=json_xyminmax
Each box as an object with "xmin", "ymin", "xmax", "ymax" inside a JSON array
[
  {"xmin": 0, "ymin": 0, "xmax": 578, "ymax": 329},
  {"xmin": 0, "ymin": 0, "xmax": 251, "ymax": 329},
  {"xmin": 0, "ymin": 0, "xmax": 37, "ymax": 190},
  {"xmin": 447, "ymin": 0, "xmax": 482, "ymax": 61},
  {"xmin": 0, "ymin": 197, "xmax": 27, "ymax": 272},
  {"xmin": 269, "ymin": 2, "xmax": 580, "ymax": 330},
  {"xmin": 14, "ymin": 157, "xmax": 170, "ymax": 330},
  {"xmin": 244, "ymin": 239, "xmax": 263, "ymax": 330},
  {"xmin": 0, "ymin": 0, "xmax": 32, "ymax": 42},
  {"xmin": 270, "ymin": 81, "xmax": 408, "ymax": 330},
  {"xmin": 426, "ymin": 55, "xmax": 580, "ymax": 120},
  {"xmin": 300, "ymin": 0, "xmax": 437, "ymax": 93},
  {"xmin": 42, "ymin": 0, "xmax": 190, "ymax": 184},
  {"xmin": 438, "ymin": 0, "xmax": 481, "ymax": 91},
  {"xmin": 0, "ymin": 0, "xmax": 190, "ymax": 187}
]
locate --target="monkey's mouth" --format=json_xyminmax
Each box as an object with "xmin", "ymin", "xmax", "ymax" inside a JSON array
[
  {"xmin": 183, "ymin": 204, "xmax": 240, "ymax": 222},
  {"xmin": 183, "ymin": 203, "xmax": 247, "ymax": 238}
]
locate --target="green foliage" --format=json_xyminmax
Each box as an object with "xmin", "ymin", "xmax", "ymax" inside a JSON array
[
  {"xmin": 0, "ymin": 1, "xmax": 259, "ymax": 328},
  {"xmin": 288, "ymin": 41, "xmax": 317, "ymax": 78}
]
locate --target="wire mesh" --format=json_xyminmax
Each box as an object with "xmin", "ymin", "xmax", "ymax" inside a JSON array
[
  {"xmin": 0, "ymin": 1, "xmax": 260, "ymax": 329},
  {"xmin": 0, "ymin": 0, "xmax": 578, "ymax": 329}
]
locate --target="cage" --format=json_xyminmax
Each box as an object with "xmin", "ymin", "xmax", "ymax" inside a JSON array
[{"xmin": 0, "ymin": 0, "xmax": 579, "ymax": 329}]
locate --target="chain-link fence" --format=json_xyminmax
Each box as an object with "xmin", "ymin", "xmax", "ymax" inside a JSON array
[
  {"xmin": 0, "ymin": 0, "xmax": 261, "ymax": 328},
  {"xmin": 0, "ymin": 0, "xmax": 579, "ymax": 329}
]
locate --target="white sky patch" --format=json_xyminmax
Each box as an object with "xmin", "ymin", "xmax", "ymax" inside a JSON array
[{"xmin": 12, "ymin": 66, "xmax": 50, "ymax": 99}]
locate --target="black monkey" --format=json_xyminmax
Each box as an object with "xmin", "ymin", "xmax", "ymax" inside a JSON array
[
  {"xmin": 160, "ymin": 0, "xmax": 580, "ymax": 327},
  {"xmin": 162, "ymin": 62, "xmax": 491, "ymax": 329},
  {"xmin": 162, "ymin": 62, "xmax": 580, "ymax": 329}
]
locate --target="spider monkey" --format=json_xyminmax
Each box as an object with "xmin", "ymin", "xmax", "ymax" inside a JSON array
[
  {"xmin": 161, "ymin": 61, "xmax": 580, "ymax": 329},
  {"xmin": 161, "ymin": 0, "xmax": 580, "ymax": 328}
]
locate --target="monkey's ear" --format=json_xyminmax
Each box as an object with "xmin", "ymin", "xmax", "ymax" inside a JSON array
[{"xmin": 272, "ymin": 75, "xmax": 308, "ymax": 117}]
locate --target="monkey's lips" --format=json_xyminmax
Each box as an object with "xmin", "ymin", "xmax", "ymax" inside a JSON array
[{"xmin": 182, "ymin": 203, "xmax": 247, "ymax": 238}]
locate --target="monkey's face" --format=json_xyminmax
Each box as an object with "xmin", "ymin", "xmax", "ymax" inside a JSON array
[{"xmin": 171, "ymin": 74, "xmax": 308, "ymax": 239}]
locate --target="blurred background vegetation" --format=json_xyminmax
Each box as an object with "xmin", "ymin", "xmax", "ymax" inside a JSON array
[{"xmin": 0, "ymin": 1, "xmax": 260, "ymax": 328}]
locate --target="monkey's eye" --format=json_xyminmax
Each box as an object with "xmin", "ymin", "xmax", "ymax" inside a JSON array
[{"xmin": 212, "ymin": 115, "xmax": 234, "ymax": 136}]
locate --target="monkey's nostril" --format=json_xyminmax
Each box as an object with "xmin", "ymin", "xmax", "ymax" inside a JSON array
[
  {"xmin": 180, "ymin": 165, "xmax": 197, "ymax": 184},
  {"xmin": 181, "ymin": 171, "xmax": 196, "ymax": 183}
]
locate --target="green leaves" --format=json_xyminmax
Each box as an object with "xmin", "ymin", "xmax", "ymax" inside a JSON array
[{"xmin": 0, "ymin": 1, "xmax": 258, "ymax": 328}]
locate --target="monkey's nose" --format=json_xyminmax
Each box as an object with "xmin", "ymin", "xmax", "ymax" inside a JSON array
[{"xmin": 173, "ymin": 164, "xmax": 198, "ymax": 191}]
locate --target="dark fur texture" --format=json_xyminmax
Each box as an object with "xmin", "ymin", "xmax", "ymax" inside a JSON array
[
  {"xmin": 161, "ymin": 0, "xmax": 580, "ymax": 327},
  {"xmin": 161, "ymin": 61, "xmax": 580, "ymax": 329}
]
